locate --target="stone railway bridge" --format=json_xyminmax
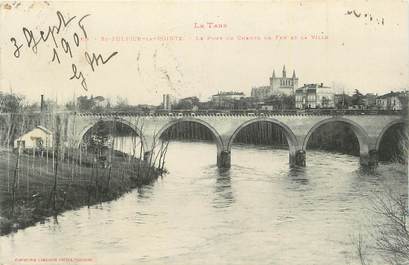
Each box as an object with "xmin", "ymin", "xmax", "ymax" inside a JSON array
[{"xmin": 60, "ymin": 112, "xmax": 406, "ymax": 168}]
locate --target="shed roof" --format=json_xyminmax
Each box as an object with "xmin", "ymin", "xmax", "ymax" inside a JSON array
[{"xmin": 36, "ymin": 125, "xmax": 52, "ymax": 135}]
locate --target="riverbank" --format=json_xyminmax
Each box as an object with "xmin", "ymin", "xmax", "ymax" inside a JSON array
[
  {"xmin": 0, "ymin": 143, "xmax": 406, "ymax": 265},
  {"xmin": 0, "ymin": 149, "xmax": 162, "ymax": 236}
]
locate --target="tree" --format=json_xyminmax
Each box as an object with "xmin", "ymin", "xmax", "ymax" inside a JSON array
[
  {"xmin": 321, "ymin": 97, "xmax": 330, "ymax": 108},
  {"xmin": 174, "ymin": 100, "xmax": 192, "ymax": 110},
  {"xmin": 265, "ymin": 95, "xmax": 295, "ymax": 110},
  {"xmin": 282, "ymin": 95, "xmax": 295, "ymax": 109},
  {"xmin": 355, "ymin": 129, "xmax": 408, "ymax": 265},
  {"xmin": 43, "ymin": 99, "xmax": 57, "ymax": 112},
  {"xmin": 77, "ymin": 96, "xmax": 95, "ymax": 112},
  {"xmin": 0, "ymin": 93, "xmax": 24, "ymax": 113},
  {"xmin": 24, "ymin": 102, "xmax": 40, "ymax": 112},
  {"xmin": 83, "ymin": 121, "xmax": 111, "ymax": 160},
  {"xmin": 335, "ymin": 93, "xmax": 353, "ymax": 109},
  {"xmin": 115, "ymin": 96, "xmax": 129, "ymax": 110},
  {"xmin": 352, "ymin": 89, "xmax": 365, "ymax": 107},
  {"xmin": 356, "ymin": 188, "xmax": 409, "ymax": 265},
  {"xmin": 65, "ymin": 100, "xmax": 76, "ymax": 111}
]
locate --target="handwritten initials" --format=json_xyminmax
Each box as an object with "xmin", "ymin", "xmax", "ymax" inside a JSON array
[{"xmin": 10, "ymin": 10, "xmax": 118, "ymax": 92}]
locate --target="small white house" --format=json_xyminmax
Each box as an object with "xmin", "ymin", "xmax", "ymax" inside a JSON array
[{"xmin": 14, "ymin": 126, "xmax": 53, "ymax": 150}]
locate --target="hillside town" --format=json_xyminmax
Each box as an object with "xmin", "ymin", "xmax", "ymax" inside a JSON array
[
  {"xmin": 1, "ymin": 65, "xmax": 407, "ymax": 114},
  {"xmin": 161, "ymin": 65, "xmax": 408, "ymax": 112}
]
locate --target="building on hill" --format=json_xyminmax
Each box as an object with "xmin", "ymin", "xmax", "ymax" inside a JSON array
[
  {"xmin": 295, "ymin": 83, "xmax": 334, "ymax": 109},
  {"xmin": 376, "ymin": 91, "xmax": 408, "ymax": 110},
  {"xmin": 234, "ymin": 97, "xmax": 258, "ymax": 110},
  {"xmin": 362, "ymin": 93, "xmax": 377, "ymax": 109},
  {"xmin": 251, "ymin": 65, "xmax": 299, "ymax": 100},
  {"xmin": 173, "ymin": 96, "xmax": 200, "ymax": 110},
  {"xmin": 251, "ymin": 86, "xmax": 271, "ymax": 100},
  {"xmin": 211, "ymin": 91, "xmax": 245, "ymax": 109}
]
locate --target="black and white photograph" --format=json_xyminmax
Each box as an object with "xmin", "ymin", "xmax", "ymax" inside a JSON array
[{"xmin": 0, "ymin": 1, "xmax": 408, "ymax": 264}]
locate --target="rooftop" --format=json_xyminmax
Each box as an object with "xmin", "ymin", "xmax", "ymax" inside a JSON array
[
  {"xmin": 36, "ymin": 125, "xmax": 52, "ymax": 134},
  {"xmin": 377, "ymin": 91, "xmax": 407, "ymax": 99},
  {"xmin": 213, "ymin": 91, "xmax": 245, "ymax": 96},
  {"xmin": 296, "ymin": 83, "xmax": 331, "ymax": 91}
]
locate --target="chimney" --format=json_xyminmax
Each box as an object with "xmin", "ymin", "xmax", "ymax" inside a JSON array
[{"xmin": 40, "ymin": 94, "xmax": 44, "ymax": 112}]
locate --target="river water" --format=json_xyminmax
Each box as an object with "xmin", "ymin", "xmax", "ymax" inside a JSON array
[{"xmin": 0, "ymin": 141, "xmax": 407, "ymax": 265}]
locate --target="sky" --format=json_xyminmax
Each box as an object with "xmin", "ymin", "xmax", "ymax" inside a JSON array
[{"xmin": 1, "ymin": 0, "xmax": 408, "ymax": 105}]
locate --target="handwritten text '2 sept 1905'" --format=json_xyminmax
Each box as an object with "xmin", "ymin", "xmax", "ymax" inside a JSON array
[{"xmin": 10, "ymin": 11, "xmax": 118, "ymax": 91}]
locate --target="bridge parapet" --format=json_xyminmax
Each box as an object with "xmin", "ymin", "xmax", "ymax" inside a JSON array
[
  {"xmin": 74, "ymin": 109, "xmax": 405, "ymax": 117},
  {"xmin": 61, "ymin": 112, "xmax": 407, "ymax": 169}
]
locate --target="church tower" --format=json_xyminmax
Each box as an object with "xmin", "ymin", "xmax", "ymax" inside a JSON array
[
  {"xmin": 292, "ymin": 70, "xmax": 298, "ymax": 93},
  {"xmin": 254, "ymin": 66, "xmax": 299, "ymax": 99},
  {"xmin": 269, "ymin": 65, "xmax": 298, "ymax": 96}
]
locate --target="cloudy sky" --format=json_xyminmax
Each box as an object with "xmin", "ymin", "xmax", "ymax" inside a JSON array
[{"xmin": 1, "ymin": 0, "xmax": 408, "ymax": 105}]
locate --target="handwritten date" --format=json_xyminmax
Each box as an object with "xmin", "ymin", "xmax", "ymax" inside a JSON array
[{"xmin": 10, "ymin": 11, "xmax": 118, "ymax": 91}]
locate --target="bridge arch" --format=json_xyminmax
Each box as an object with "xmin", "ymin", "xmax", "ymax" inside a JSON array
[
  {"xmin": 155, "ymin": 117, "xmax": 224, "ymax": 152},
  {"xmin": 77, "ymin": 118, "xmax": 148, "ymax": 152},
  {"xmin": 302, "ymin": 117, "xmax": 370, "ymax": 157},
  {"xmin": 375, "ymin": 118, "xmax": 407, "ymax": 151},
  {"xmin": 227, "ymin": 117, "xmax": 299, "ymax": 154}
]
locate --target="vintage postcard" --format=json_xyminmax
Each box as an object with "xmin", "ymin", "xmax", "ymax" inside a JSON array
[{"xmin": 0, "ymin": 1, "xmax": 408, "ymax": 265}]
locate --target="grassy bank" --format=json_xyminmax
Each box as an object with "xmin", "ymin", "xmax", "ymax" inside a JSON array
[{"xmin": 0, "ymin": 148, "xmax": 162, "ymax": 236}]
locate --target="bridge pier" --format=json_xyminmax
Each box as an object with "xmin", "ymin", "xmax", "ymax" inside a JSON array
[
  {"xmin": 290, "ymin": 150, "xmax": 306, "ymax": 167},
  {"xmin": 217, "ymin": 150, "xmax": 231, "ymax": 169},
  {"xmin": 66, "ymin": 113, "xmax": 401, "ymax": 172},
  {"xmin": 360, "ymin": 149, "xmax": 378, "ymax": 168}
]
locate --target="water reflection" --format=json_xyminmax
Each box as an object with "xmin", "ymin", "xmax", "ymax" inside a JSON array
[
  {"xmin": 135, "ymin": 183, "xmax": 155, "ymax": 200},
  {"xmin": 0, "ymin": 142, "xmax": 406, "ymax": 265},
  {"xmin": 287, "ymin": 166, "xmax": 309, "ymax": 185},
  {"xmin": 213, "ymin": 169, "xmax": 235, "ymax": 209}
]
